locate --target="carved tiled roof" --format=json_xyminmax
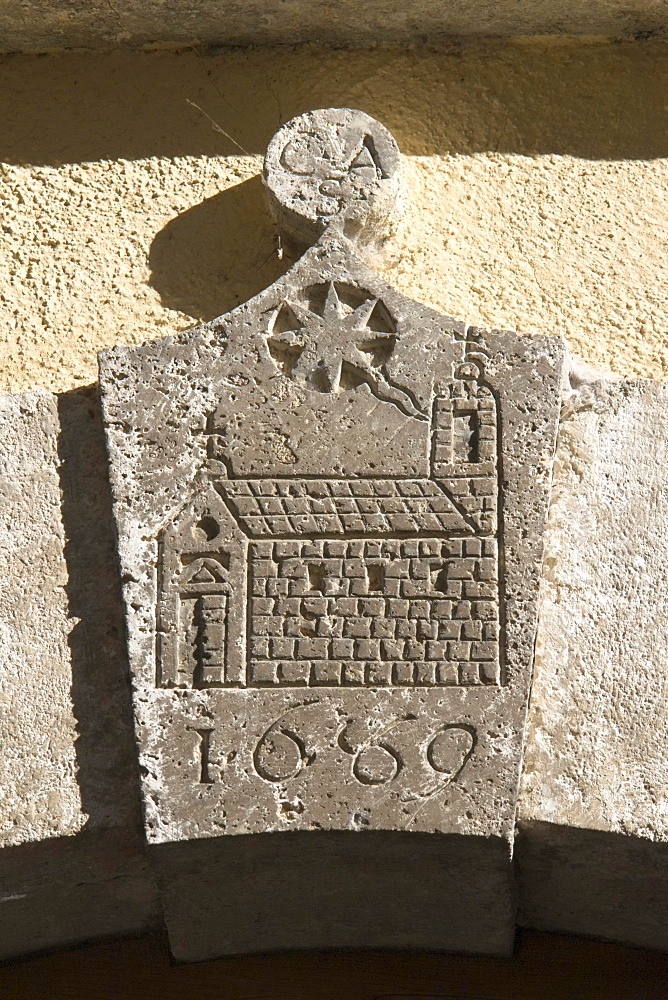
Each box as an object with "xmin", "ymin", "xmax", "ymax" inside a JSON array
[{"xmin": 216, "ymin": 478, "xmax": 470, "ymax": 537}]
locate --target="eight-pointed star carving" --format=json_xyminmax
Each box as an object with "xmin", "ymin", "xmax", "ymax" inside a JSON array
[{"xmin": 265, "ymin": 281, "xmax": 426, "ymax": 419}]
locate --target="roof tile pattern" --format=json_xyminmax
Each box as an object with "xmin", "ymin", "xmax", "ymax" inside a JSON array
[{"xmin": 216, "ymin": 479, "xmax": 470, "ymax": 537}]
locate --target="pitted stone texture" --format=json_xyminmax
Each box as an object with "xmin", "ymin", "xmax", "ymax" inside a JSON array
[
  {"xmin": 264, "ymin": 109, "xmax": 400, "ymax": 251},
  {"xmin": 0, "ymin": 390, "xmax": 158, "ymax": 959},
  {"xmin": 101, "ymin": 224, "xmax": 564, "ymax": 956},
  {"xmin": 518, "ymin": 372, "xmax": 668, "ymax": 951},
  {"xmin": 0, "ymin": 2, "xmax": 666, "ymax": 51},
  {"xmin": 0, "ymin": 393, "xmax": 80, "ymax": 846}
]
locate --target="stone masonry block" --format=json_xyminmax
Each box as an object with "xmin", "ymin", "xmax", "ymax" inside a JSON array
[
  {"xmin": 0, "ymin": 390, "xmax": 158, "ymax": 960},
  {"xmin": 393, "ymin": 662, "xmax": 415, "ymax": 685},
  {"xmin": 3, "ymin": 2, "xmax": 668, "ymax": 55},
  {"xmin": 354, "ymin": 638, "xmax": 380, "ymax": 660},
  {"xmin": 438, "ymin": 620, "xmax": 461, "ymax": 640},
  {"xmin": 415, "ymin": 662, "xmax": 436, "ymax": 685},
  {"xmin": 311, "ymin": 660, "xmax": 342, "ymax": 685},
  {"xmin": 459, "ymin": 662, "xmax": 482, "ymax": 685},
  {"xmin": 343, "ymin": 617, "xmax": 371, "ymax": 638},
  {"xmin": 371, "ymin": 617, "xmax": 396, "ymax": 638},
  {"xmin": 342, "ymin": 662, "xmax": 365, "ymax": 685},
  {"xmin": 437, "ymin": 662, "xmax": 460, "ymax": 685},
  {"xmin": 250, "ymin": 660, "xmax": 278, "ymax": 684},
  {"xmin": 279, "ymin": 660, "xmax": 311, "ymax": 685},
  {"xmin": 517, "ymin": 372, "xmax": 668, "ymax": 951}
]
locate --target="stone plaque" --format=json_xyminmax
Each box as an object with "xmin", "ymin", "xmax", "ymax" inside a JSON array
[{"xmin": 100, "ymin": 109, "xmax": 565, "ymax": 959}]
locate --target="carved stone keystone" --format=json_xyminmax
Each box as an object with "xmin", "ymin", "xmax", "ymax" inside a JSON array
[{"xmin": 99, "ymin": 109, "xmax": 565, "ymax": 960}]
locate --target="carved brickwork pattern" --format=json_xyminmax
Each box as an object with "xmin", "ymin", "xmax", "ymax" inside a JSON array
[
  {"xmin": 248, "ymin": 537, "xmax": 499, "ymax": 687},
  {"xmin": 154, "ymin": 281, "xmax": 503, "ymax": 690},
  {"xmin": 155, "ymin": 488, "xmax": 247, "ymax": 689},
  {"xmin": 431, "ymin": 372, "xmax": 498, "ymax": 536}
]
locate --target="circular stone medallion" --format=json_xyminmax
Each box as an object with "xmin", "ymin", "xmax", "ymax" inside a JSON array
[{"xmin": 264, "ymin": 108, "xmax": 401, "ymax": 248}]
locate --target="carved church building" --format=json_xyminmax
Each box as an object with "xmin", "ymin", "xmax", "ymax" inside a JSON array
[{"xmin": 156, "ymin": 283, "xmax": 500, "ymax": 690}]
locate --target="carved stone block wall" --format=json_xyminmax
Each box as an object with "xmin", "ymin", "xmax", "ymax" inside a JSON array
[
  {"xmin": 517, "ymin": 374, "xmax": 668, "ymax": 952},
  {"xmin": 0, "ymin": 390, "xmax": 159, "ymax": 960},
  {"xmin": 245, "ymin": 535, "xmax": 500, "ymax": 687}
]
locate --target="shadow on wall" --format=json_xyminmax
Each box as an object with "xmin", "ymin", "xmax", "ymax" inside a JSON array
[
  {"xmin": 516, "ymin": 821, "xmax": 668, "ymax": 953},
  {"xmin": 0, "ymin": 829, "xmax": 159, "ymax": 961},
  {"xmin": 0, "ymin": 387, "xmax": 161, "ymax": 961},
  {"xmin": 0, "ymin": 42, "xmax": 666, "ymax": 166},
  {"xmin": 55, "ymin": 386, "xmax": 144, "ymax": 834},
  {"xmin": 1, "ymin": 42, "xmax": 664, "ymax": 325},
  {"xmin": 149, "ymin": 174, "xmax": 296, "ymax": 321}
]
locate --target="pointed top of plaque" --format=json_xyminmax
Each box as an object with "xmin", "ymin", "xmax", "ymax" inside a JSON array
[{"xmin": 263, "ymin": 108, "xmax": 401, "ymax": 252}]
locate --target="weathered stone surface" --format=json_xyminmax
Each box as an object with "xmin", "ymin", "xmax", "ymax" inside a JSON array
[
  {"xmin": 517, "ymin": 370, "xmax": 668, "ymax": 951},
  {"xmin": 0, "ymin": 393, "xmax": 79, "ymax": 847},
  {"xmin": 0, "ymin": 1, "xmax": 665, "ymax": 53},
  {"xmin": 100, "ymin": 110, "xmax": 564, "ymax": 959},
  {"xmin": 0, "ymin": 389, "xmax": 159, "ymax": 959}
]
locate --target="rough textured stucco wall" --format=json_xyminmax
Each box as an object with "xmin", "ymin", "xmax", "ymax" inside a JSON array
[{"xmin": 0, "ymin": 39, "xmax": 666, "ymax": 394}]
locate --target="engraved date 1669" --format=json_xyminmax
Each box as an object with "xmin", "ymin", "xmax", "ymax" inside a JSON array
[{"xmin": 252, "ymin": 709, "xmax": 476, "ymax": 788}]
